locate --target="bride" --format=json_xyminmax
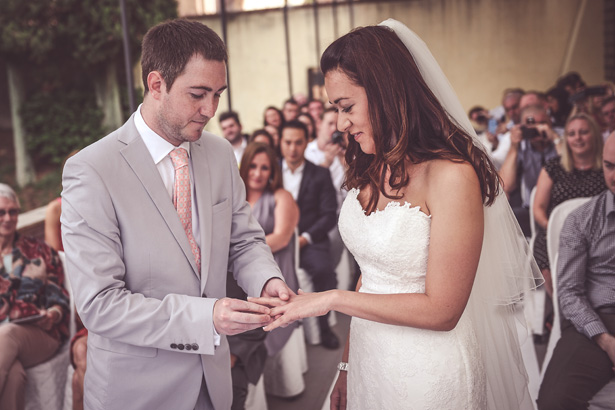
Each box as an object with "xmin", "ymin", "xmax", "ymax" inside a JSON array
[{"xmin": 252, "ymin": 19, "xmax": 540, "ymax": 410}]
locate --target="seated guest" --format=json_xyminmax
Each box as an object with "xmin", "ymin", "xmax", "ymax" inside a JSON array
[
  {"xmin": 239, "ymin": 142, "xmax": 300, "ymax": 356},
  {"xmin": 519, "ymin": 91, "xmax": 548, "ymax": 112},
  {"xmin": 297, "ymin": 113, "xmax": 316, "ymax": 142},
  {"xmin": 499, "ymin": 105, "xmax": 559, "ymax": 236},
  {"xmin": 468, "ymin": 106, "xmax": 500, "ymax": 155},
  {"xmin": 282, "ymin": 99, "xmax": 300, "ymax": 123},
  {"xmin": 546, "ymin": 86, "xmax": 573, "ymax": 130},
  {"xmin": 263, "ymin": 106, "xmax": 283, "ymax": 129},
  {"xmin": 601, "ymin": 96, "xmax": 615, "ymax": 140},
  {"xmin": 307, "ymin": 99, "xmax": 325, "ymax": 134},
  {"xmin": 533, "ymin": 113, "xmax": 606, "ymax": 297},
  {"xmin": 279, "ymin": 121, "xmax": 339, "ymax": 349},
  {"xmin": 0, "ymin": 183, "xmax": 69, "ymax": 410},
  {"xmin": 264, "ymin": 125, "xmax": 281, "ymax": 149},
  {"xmin": 556, "ymin": 71, "xmax": 586, "ymax": 96},
  {"xmin": 305, "ymin": 108, "xmax": 346, "ymax": 211},
  {"xmin": 537, "ymin": 132, "xmax": 615, "ymax": 409},
  {"xmin": 490, "ymin": 88, "xmax": 525, "ymax": 169},
  {"xmin": 249, "ymin": 129, "xmax": 274, "ymax": 147},
  {"xmin": 219, "ymin": 111, "xmax": 248, "ymax": 164}
]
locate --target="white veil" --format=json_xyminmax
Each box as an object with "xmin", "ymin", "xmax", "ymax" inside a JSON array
[{"xmin": 379, "ymin": 19, "xmax": 543, "ymax": 410}]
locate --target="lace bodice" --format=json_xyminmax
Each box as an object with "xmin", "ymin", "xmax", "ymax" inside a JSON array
[
  {"xmin": 338, "ymin": 188, "xmax": 485, "ymax": 410},
  {"xmin": 339, "ymin": 188, "xmax": 431, "ymax": 294}
]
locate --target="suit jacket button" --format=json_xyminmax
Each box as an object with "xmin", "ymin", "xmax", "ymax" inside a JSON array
[
  {"xmin": 186, "ymin": 344, "xmax": 192, "ymax": 351},
  {"xmin": 178, "ymin": 343, "xmax": 185, "ymax": 350},
  {"xmin": 191, "ymin": 343, "xmax": 199, "ymax": 351},
  {"xmin": 170, "ymin": 343, "xmax": 177, "ymax": 349}
]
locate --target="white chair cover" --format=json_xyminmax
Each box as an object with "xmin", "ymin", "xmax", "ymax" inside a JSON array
[
  {"xmin": 263, "ymin": 326, "xmax": 308, "ymax": 397},
  {"xmin": 245, "ymin": 374, "xmax": 268, "ymax": 410},
  {"xmin": 25, "ymin": 251, "xmax": 74, "ymax": 410}
]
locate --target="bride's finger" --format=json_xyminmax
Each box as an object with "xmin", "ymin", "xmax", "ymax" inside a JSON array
[
  {"xmin": 247, "ymin": 296, "xmax": 287, "ymax": 307},
  {"xmin": 263, "ymin": 316, "xmax": 288, "ymax": 332}
]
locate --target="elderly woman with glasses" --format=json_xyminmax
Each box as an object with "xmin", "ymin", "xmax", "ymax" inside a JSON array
[{"xmin": 0, "ymin": 183, "xmax": 69, "ymax": 410}]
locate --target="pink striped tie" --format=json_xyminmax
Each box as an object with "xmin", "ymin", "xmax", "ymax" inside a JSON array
[{"xmin": 169, "ymin": 148, "xmax": 201, "ymax": 272}]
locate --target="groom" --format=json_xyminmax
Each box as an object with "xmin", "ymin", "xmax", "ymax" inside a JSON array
[{"xmin": 61, "ymin": 19, "xmax": 292, "ymax": 410}]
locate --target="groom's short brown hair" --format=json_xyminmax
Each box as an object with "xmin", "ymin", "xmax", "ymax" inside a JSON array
[{"xmin": 141, "ymin": 19, "xmax": 227, "ymax": 95}]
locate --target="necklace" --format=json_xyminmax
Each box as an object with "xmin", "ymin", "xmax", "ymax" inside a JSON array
[{"xmin": 575, "ymin": 163, "xmax": 593, "ymax": 171}]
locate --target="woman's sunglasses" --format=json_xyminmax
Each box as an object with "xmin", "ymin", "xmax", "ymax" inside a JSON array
[{"xmin": 0, "ymin": 209, "xmax": 19, "ymax": 217}]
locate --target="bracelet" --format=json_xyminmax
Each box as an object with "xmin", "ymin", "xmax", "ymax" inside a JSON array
[{"xmin": 337, "ymin": 361, "xmax": 349, "ymax": 372}]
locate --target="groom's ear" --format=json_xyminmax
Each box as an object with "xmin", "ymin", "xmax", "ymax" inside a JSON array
[{"xmin": 147, "ymin": 71, "xmax": 166, "ymax": 100}]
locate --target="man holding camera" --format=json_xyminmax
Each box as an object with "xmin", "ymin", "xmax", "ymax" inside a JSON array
[{"xmin": 499, "ymin": 105, "xmax": 559, "ymax": 236}]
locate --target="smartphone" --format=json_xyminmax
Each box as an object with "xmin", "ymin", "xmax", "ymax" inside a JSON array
[{"xmin": 488, "ymin": 117, "xmax": 498, "ymax": 134}]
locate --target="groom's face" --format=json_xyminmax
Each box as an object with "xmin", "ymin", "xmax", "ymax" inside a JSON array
[{"xmin": 153, "ymin": 55, "xmax": 228, "ymax": 146}]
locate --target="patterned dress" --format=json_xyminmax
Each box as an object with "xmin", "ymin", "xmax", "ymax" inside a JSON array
[
  {"xmin": 533, "ymin": 157, "xmax": 605, "ymax": 270},
  {"xmin": 0, "ymin": 234, "xmax": 69, "ymax": 342}
]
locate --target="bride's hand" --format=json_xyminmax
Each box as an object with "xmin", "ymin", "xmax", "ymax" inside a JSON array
[{"xmin": 261, "ymin": 289, "xmax": 334, "ymax": 332}]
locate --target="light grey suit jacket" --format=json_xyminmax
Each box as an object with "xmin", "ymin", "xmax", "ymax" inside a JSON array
[{"xmin": 61, "ymin": 115, "xmax": 282, "ymax": 410}]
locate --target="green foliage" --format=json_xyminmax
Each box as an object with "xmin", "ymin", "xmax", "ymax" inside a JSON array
[
  {"xmin": 0, "ymin": 0, "xmax": 70, "ymax": 62},
  {"xmin": 0, "ymin": 0, "xmax": 177, "ymax": 169},
  {"xmin": 0, "ymin": 0, "xmax": 178, "ymax": 66},
  {"xmin": 20, "ymin": 86, "xmax": 105, "ymax": 164}
]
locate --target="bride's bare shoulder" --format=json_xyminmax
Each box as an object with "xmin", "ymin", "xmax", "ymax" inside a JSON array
[{"xmin": 423, "ymin": 159, "xmax": 481, "ymax": 204}]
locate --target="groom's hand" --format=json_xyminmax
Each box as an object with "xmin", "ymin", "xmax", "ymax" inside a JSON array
[
  {"xmin": 212, "ymin": 298, "xmax": 273, "ymax": 336},
  {"xmin": 260, "ymin": 278, "xmax": 295, "ymax": 301}
]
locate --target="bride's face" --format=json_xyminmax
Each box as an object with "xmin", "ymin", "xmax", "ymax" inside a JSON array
[{"xmin": 325, "ymin": 69, "xmax": 375, "ymax": 155}]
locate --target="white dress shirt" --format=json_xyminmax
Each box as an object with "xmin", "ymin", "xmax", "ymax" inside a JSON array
[
  {"xmin": 134, "ymin": 106, "xmax": 220, "ymax": 345},
  {"xmin": 304, "ymin": 140, "xmax": 346, "ymax": 212},
  {"xmin": 282, "ymin": 159, "xmax": 312, "ymax": 244}
]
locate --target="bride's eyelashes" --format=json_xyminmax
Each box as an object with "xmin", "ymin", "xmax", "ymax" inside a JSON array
[{"xmin": 342, "ymin": 105, "xmax": 354, "ymax": 113}]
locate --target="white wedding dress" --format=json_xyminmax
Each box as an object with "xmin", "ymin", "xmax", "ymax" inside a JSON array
[{"xmin": 339, "ymin": 188, "xmax": 487, "ymax": 410}]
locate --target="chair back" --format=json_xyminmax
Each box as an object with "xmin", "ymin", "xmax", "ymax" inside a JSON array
[
  {"xmin": 528, "ymin": 186, "xmax": 537, "ymax": 244},
  {"xmin": 540, "ymin": 197, "xmax": 591, "ymax": 381}
]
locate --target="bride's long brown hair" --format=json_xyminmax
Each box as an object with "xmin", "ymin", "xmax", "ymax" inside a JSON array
[{"xmin": 320, "ymin": 25, "xmax": 500, "ymax": 214}]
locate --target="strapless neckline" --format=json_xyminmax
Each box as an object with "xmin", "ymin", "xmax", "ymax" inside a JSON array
[{"xmin": 348, "ymin": 188, "xmax": 431, "ymax": 219}]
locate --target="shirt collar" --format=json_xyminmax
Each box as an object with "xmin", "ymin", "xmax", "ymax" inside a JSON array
[
  {"xmin": 282, "ymin": 159, "xmax": 305, "ymax": 174},
  {"xmin": 134, "ymin": 104, "xmax": 191, "ymax": 164},
  {"xmin": 606, "ymin": 189, "xmax": 615, "ymax": 216}
]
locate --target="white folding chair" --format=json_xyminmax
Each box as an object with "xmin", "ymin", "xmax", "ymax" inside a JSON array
[
  {"xmin": 523, "ymin": 187, "xmax": 547, "ymax": 336},
  {"xmin": 540, "ymin": 198, "xmax": 615, "ymax": 409},
  {"xmin": 24, "ymin": 251, "xmax": 74, "ymax": 410}
]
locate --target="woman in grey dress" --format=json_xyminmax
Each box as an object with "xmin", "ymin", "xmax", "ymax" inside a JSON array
[{"xmin": 239, "ymin": 142, "xmax": 300, "ymax": 354}]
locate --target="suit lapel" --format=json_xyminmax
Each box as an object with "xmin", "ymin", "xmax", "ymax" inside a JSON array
[
  {"xmin": 118, "ymin": 120, "xmax": 200, "ymax": 279},
  {"xmin": 191, "ymin": 139, "xmax": 213, "ymax": 293}
]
